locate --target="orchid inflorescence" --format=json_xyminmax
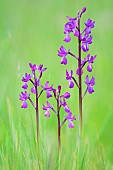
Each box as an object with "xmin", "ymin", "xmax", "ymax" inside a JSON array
[
  {"xmin": 58, "ymin": 7, "xmax": 96, "ymax": 95},
  {"xmin": 19, "ymin": 63, "xmax": 53, "ymax": 109},
  {"xmin": 43, "ymin": 85, "xmax": 76, "ymax": 149},
  {"xmin": 19, "ymin": 63, "xmax": 54, "ymax": 143},
  {"xmin": 43, "ymin": 86, "xmax": 76, "ymax": 128},
  {"xmin": 58, "ymin": 7, "xmax": 96, "ymax": 137}
]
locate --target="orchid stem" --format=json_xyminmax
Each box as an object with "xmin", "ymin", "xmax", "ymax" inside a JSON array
[
  {"xmin": 34, "ymin": 71, "xmax": 39, "ymax": 145},
  {"xmin": 38, "ymin": 89, "xmax": 44, "ymax": 99},
  {"xmin": 69, "ymin": 51, "xmax": 78, "ymax": 60},
  {"xmin": 81, "ymin": 60, "xmax": 88, "ymax": 69},
  {"xmin": 72, "ymin": 77, "xmax": 80, "ymax": 88},
  {"xmin": 57, "ymin": 99, "xmax": 61, "ymax": 152},
  {"xmin": 51, "ymin": 108, "xmax": 58, "ymax": 115},
  {"xmin": 30, "ymin": 79, "xmax": 34, "ymax": 85},
  {"xmin": 60, "ymin": 117, "xmax": 67, "ymax": 128},
  {"xmin": 35, "ymin": 87, "xmax": 39, "ymax": 144},
  {"xmin": 78, "ymin": 18, "xmax": 82, "ymax": 139},
  {"xmin": 82, "ymin": 87, "xmax": 88, "ymax": 99},
  {"xmin": 28, "ymin": 97, "xmax": 36, "ymax": 109}
]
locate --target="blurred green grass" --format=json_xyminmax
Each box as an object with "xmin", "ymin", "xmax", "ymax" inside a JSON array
[{"xmin": 0, "ymin": 0, "xmax": 113, "ymax": 169}]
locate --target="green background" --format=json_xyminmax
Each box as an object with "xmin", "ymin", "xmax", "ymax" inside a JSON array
[{"xmin": 0, "ymin": 0, "xmax": 113, "ymax": 169}]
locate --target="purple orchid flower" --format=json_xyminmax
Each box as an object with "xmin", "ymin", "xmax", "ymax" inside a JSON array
[
  {"xmin": 37, "ymin": 64, "xmax": 47, "ymax": 75},
  {"xmin": 59, "ymin": 92, "xmax": 70, "ymax": 107},
  {"xmin": 85, "ymin": 75, "xmax": 95, "ymax": 94},
  {"xmin": 19, "ymin": 91, "xmax": 30, "ymax": 108},
  {"xmin": 22, "ymin": 73, "xmax": 31, "ymax": 82},
  {"xmin": 64, "ymin": 16, "xmax": 79, "ymax": 42},
  {"xmin": 81, "ymin": 18, "xmax": 95, "ymax": 52},
  {"xmin": 22, "ymin": 73, "xmax": 32, "ymax": 89},
  {"xmin": 43, "ymin": 81, "xmax": 53, "ymax": 98},
  {"xmin": 64, "ymin": 17, "xmax": 77, "ymax": 34},
  {"xmin": 60, "ymin": 92, "xmax": 70, "ymax": 99},
  {"xmin": 22, "ymin": 83, "xmax": 28, "ymax": 90},
  {"xmin": 66, "ymin": 70, "xmax": 74, "ymax": 88},
  {"xmin": 81, "ymin": 35, "xmax": 92, "ymax": 52},
  {"xmin": 29, "ymin": 63, "xmax": 37, "ymax": 72},
  {"xmin": 87, "ymin": 54, "xmax": 96, "ymax": 72},
  {"xmin": 59, "ymin": 100, "xmax": 67, "ymax": 107},
  {"xmin": 58, "ymin": 46, "xmax": 70, "ymax": 65},
  {"xmin": 85, "ymin": 18, "xmax": 95, "ymax": 29},
  {"xmin": 43, "ymin": 101, "xmax": 53, "ymax": 117},
  {"xmin": 31, "ymin": 87, "xmax": 36, "ymax": 94},
  {"xmin": 64, "ymin": 105, "xmax": 76, "ymax": 128},
  {"xmin": 64, "ymin": 34, "xmax": 71, "ymax": 43},
  {"xmin": 83, "ymin": 19, "xmax": 95, "ymax": 35}
]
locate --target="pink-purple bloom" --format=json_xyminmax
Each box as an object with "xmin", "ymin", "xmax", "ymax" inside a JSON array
[
  {"xmin": 87, "ymin": 54, "xmax": 96, "ymax": 72},
  {"xmin": 59, "ymin": 92, "xmax": 70, "ymax": 107},
  {"xmin": 81, "ymin": 35, "xmax": 92, "ymax": 52},
  {"xmin": 61, "ymin": 92, "xmax": 70, "ymax": 99},
  {"xmin": 85, "ymin": 75, "xmax": 95, "ymax": 94},
  {"xmin": 37, "ymin": 64, "xmax": 47, "ymax": 73},
  {"xmin": 58, "ymin": 46, "xmax": 70, "ymax": 65},
  {"xmin": 19, "ymin": 63, "xmax": 50, "ymax": 109},
  {"xmin": 29, "ymin": 63, "xmax": 37, "ymax": 72},
  {"xmin": 66, "ymin": 70, "xmax": 74, "ymax": 88},
  {"xmin": 81, "ymin": 18, "xmax": 95, "ymax": 52},
  {"xmin": 43, "ymin": 101, "xmax": 53, "ymax": 117},
  {"xmin": 43, "ymin": 81, "xmax": 53, "ymax": 98},
  {"xmin": 64, "ymin": 17, "xmax": 77, "ymax": 34},
  {"xmin": 43, "ymin": 85, "xmax": 76, "ymax": 128},
  {"xmin": 64, "ymin": 105, "xmax": 76, "ymax": 128},
  {"xmin": 19, "ymin": 91, "xmax": 30, "ymax": 108},
  {"xmin": 22, "ymin": 73, "xmax": 31, "ymax": 82},
  {"xmin": 64, "ymin": 16, "xmax": 79, "ymax": 42},
  {"xmin": 31, "ymin": 86, "xmax": 36, "ymax": 94},
  {"xmin": 22, "ymin": 83, "xmax": 28, "ymax": 89},
  {"xmin": 85, "ymin": 18, "xmax": 95, "ymax": 28},
  {"xmin": 64, "ymin": 34, "xmax": 71, "ymax": 43}
]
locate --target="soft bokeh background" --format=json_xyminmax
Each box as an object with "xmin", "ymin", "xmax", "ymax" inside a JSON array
[{"xmin": 0, "ymin": 0, "xmax": 113, "ymax": 169}]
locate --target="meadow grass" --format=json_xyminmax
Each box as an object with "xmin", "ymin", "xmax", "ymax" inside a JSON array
[{"xmin": 0, "ymin": 0, "xmax": 113, "ymax": 169}]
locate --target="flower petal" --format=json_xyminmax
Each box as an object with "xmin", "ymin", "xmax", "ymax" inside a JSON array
[
  {"xmin": 21, "ymin": 101, "xmax": 28, "ymax": 109},
  {"xmin": 74, "ymin": 29, "xmax": 79, "ymax": 37},
  {"xmin": 61, "ymin": 57, "xmax": 67, "ymax": 65},
  {"xmin": 87, "ymin": 64, "xmax": 92, "ymax": 72},
  {"xmin": 69, "ymin": 81, "xmax": 74, "ymax": 88},
  {"xmin": 44, "ymin": 111, "xmax": 50, "ymax": 117},
  {"xmin": 22, "ymin": 83, "xmax": 28, "ymax": 89},
  {"xmin": 88, "ymin": 86, "xmax": 94, "ymax": 94},
  {"xmin": 31, "ymin": 87, "xmax": 36, "ymax": 94},
  {"xmin": 68, "ymin": 121, "xmax": 74, "ymax": 128},
  {"xmin": 63, "ymin": 92, "xmax": 70, "ymax": 99},
  {"xmin": 46, "ymin": 91, "xmax": 52, "ymax": 98},
  {"xmin": 64, "ymin": 34, "xmax": 71, "ymax": 43}
]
